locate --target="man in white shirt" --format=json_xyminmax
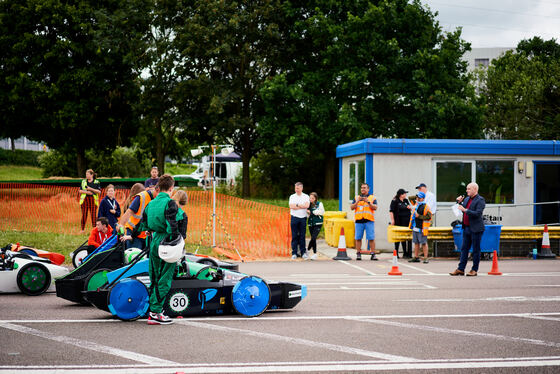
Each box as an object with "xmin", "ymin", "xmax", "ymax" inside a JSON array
[
  {"xmin": 415, "ymin": 183, "xmax": 437, "ymax": 215},
  {"xmin": 288, "ymin": 182, "xmax": 310, "ymax": 260}
]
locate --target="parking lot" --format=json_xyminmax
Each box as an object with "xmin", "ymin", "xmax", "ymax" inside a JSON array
[{"xmin": 1, "ymin": 249, "xmax": 560, "ymax": 373}]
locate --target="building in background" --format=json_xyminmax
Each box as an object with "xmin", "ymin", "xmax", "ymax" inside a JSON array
[
  {"xmin": 337, "ymin": 138, "xmax": 560, "ymax": 249},
  {"xmin": 0, "ymin": 137, "xmax": 47, "ymax": 152}
]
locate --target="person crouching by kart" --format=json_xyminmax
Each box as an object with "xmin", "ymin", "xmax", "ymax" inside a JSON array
[
  {"xmin": 87, "ymin": 217, "xmax": 113, "ymax": 254},
  {"xmin": 172, "ymin": 189, "xmax": 188, "ymax": 239},
  {"xmin": 138, "ymin": 174, "xmax": 182, "ymax": 325}
]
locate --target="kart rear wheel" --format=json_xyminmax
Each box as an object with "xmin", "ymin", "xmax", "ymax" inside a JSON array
[
  {"xmin": 17, "ymin": 262, "xmax": 51, "ymax": 296},
  {"xmin": 231, "ymin": 276, "xmax": 271, "ymax": 317},
  {"xmin": 72, "ymin": 248, "xmax": 89, "ymax": 268},
  {"xmin": 107, "ymin": 278, "xmax": 149, "ymax": 321},
  {"xmin": 85, "ymin": 268, "xmax": 110, "ymax": 292}
]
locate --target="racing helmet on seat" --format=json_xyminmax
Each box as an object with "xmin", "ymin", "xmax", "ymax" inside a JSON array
[{"xmin": 158, "ymin": 235, "xmax": 185, "ymax": 263}]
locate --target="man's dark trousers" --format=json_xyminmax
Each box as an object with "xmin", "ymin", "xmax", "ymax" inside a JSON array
[
  {"xmin": 458, "ymin": 226, "xmax": 483, "ymax": 272},
  {"xmin": 290, "ymin": 216, "xmax": 307, "ymax": 256}
]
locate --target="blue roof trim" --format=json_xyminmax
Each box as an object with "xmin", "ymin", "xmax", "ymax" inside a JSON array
[{"xmin": 336, "ymin": 139, "xmax": 560, "ymax": 158}]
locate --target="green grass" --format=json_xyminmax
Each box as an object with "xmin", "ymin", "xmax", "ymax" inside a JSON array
[
  {"xmin": 0, "ymin": 165, "xmax": 43, "ymax": 180},
  {"xmin": 165, "ymin": 163, "xmax": 196, "ymax": 176}
]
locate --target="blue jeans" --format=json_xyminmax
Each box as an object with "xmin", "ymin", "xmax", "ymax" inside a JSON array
[
  {"xmin": 290, "ymin": 216, "xmax": 307, "ymax": 256},
  {"xmin": 458, "ymin": 226, "xmax": 483, "ymax": 272}
]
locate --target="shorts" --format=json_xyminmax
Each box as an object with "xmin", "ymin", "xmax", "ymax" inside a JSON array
[
  {"xmin": 412, "ymin": 230, "xmax": 427, "ymax": 244},
  {"xmin": 355, "ymin": 221, "xmax": 375, "ymax": 240}
]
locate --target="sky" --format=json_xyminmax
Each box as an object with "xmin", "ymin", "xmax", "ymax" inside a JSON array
[{"xmin": 421, "ymin": 0, "xmax": 560, "ymax": 48}]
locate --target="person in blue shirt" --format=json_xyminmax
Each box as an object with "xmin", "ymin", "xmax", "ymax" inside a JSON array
[{"xmin": 97, "ymin": 184, "xmax": 121, "ymax": 230}]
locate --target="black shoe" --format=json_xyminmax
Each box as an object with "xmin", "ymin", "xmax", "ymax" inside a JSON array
[
  {"xmin": 371, "ymin": 254, "xmax": 378, "ymax": 261},
  {"xmin": 408, "ymin": 257, "xmax": 420, "ymax": 263},
  {"xmin": 356, "ymin": 253, "xmax": 362, "ymax": 260}
]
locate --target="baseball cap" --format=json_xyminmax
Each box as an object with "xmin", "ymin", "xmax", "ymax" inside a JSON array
[
  {"xmin": 397, "ymin": 188, "xmax": 408, "ymax": 195},
  {"xmin": 417, "ymin": 191, "xmax": 426, "ymax": 199},
  {"xmin": 415, "ymin": 183, "xmax": 427, "ymax": 189}
]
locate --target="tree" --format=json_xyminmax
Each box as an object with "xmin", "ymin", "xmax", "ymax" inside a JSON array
[
  {"xmin": 0, "ymin": 0, "xmax": 151, "ymax": 175},
  {"xmin": 172, "ymin": 0, "xmax": 287, "ymax": 197},
  {"xmin": 481, "ymin": 37, "xmax": 560, "ymax": 139},
  {"xmin": 258, "ymin": 0, "xmax": 483, "ymax": 197}
]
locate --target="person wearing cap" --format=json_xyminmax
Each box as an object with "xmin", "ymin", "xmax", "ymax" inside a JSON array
[
  {"xmin": 450, "ymin": 182, "xmax": 486, "ymax": 276},
  {"xmin": 138, "ymin": 174, "xmax": 181, "ymax": 325},
  {"xmin": 408, "ymin": 191, "xmax": 432, "ymax": 263},
  {"xmin": 145, "ymin": 166, "xmax": 159, "ymax": 191},
  {"xmin": 389, "ymin": 188, "xmax": 412, "ymax": 258},
  {"xmin": 415, "ymin": 183, "xmax": 437, "ymax": 217},
  {"xmin": 350, "ymin": 183, "xmax": 378, "ymax": 260}
]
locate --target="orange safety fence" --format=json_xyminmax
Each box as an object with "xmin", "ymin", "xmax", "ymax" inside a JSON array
[{"xmin": 0, "ymin": 183, "xmax": 292, "ymax": 260}]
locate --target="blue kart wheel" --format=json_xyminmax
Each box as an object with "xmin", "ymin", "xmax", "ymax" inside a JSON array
[
  {"xmin": 107, "ymin": 278, "xmax": 149, "ymax": 321},
  {"xmin": 231, "ymin": 276, "xmax": 271, "ymax": 317}
]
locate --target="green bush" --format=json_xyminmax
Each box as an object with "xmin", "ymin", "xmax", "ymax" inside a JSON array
[
  {"xmin": 0, "ymin": 149, "xmax": 42, "ymax": 166},
  {"xmin": 38, "ymin": 150, "xmax": 75, "ymax": 177},
  {"xmin": 87, "ymin": 146, "xmax": 151, "ymax": 178}
]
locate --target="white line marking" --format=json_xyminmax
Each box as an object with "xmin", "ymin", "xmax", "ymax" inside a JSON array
[
  {"xmin": 349, "ymin": 317, "xmax": 560, "ymax": 348},
  {"xmin": 304, "ymin": 281, "xmax": 420, "ymax": 285},
  {"xmin": 0, "ymin": 322, "xmax": 177, "ymax": 365},
  {"xmin": 311, "ymin": 287, "xmax": 432, "ymax": 291},
  {"xmin": 337, "ymin": 260, "xmax": 377, "ymax": 275},
  {"xmin": 517, "ymin": 315, "xmax": 560, "ymax": 322},
  {"xmin": 175, "ymin": 320, "xmax": 415, "ymax": 362},
  {"xmin": 394, "ymin": 262, "xmax": 436, "ymax": 275},
  {"xmin": 2, "ymin": 358, "xmax": 560, "ymax": 373},
  {"xmin": 3, "ymin": 312, "xmax": 560, "ymax": 324},
  {"xmin": 527, "ymin": 285, "xmax": 560, "ymax": 287},
  {"xmin": 398, "ymin": 296, "xmax": 560, "ymax": 302}
]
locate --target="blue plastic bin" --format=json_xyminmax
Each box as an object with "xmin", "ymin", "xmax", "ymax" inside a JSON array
[{"xmin": 452, "ymin": 224, "xmax": 502, "ymax": 254}]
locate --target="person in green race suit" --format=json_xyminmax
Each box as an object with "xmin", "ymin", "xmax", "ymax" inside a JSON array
[{"xmin": 138, "ymin": 174, "xmax": 181, "ymax": 325}]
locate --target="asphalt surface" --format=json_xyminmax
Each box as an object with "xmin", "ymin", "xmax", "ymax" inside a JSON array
[{"xmin": 1, "ymin": 241, "xmax": 560, "ymax": 373}]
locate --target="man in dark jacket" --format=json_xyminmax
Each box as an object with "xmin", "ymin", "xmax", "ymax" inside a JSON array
[{"xmin": 450, "ymin": 182, "xmax": 486, "ymax": 276}]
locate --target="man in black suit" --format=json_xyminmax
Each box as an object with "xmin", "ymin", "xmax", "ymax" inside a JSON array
[{"xmin": 450, "ymin": 182, "xmax": 486, "ymax": 277}]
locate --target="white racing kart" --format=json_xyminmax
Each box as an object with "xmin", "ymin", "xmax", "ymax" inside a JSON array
[{"xmin": 0, "ymin": 247, "xmax": 69, "ymax": 295}]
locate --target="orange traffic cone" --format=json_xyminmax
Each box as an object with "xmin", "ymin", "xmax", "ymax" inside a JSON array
[
  {"xmin": 333, "ymin": 227, "xmax": 351, "ymax": 261},
  {"xmin": 538, "ymin": 224, "xmax": 555, "ymax": 259},
  {"xmin": 488, "ymin": 250, "xmax": 502, "ymax": 275},
  {"xmin": 388, "ymin": 250, "xmax": 402, "ymax": 275}
]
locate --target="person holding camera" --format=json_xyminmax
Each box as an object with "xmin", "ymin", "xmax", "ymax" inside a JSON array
[
  {"xmin": 408, "ymin": 192, "xmax": 432, "ymax": 263},
  {"xmin": 350, "ymin": 183, "xmax": 378, "ymax": 260},
  {"xmin": 450, "ymin": 182, "xmax": 486, "ymax": 276},
  {"xmin": 389, "ymin": 188, "xmax": 412, "ymax": 258}
]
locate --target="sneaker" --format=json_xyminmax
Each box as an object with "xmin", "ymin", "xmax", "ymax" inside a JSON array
[
  {"xmin": 423, "ymin": 258, "xmax": 429, "ymax": 264},
  {"xmin": 356, "ymin": 253, "xmax": 362, "ymax": 260},
  {"xmin": 370, "ymin": 254, "xmax": 378, "ymax": 261},
  {"xmin": 302, "ymin": 253, "xmax": 309, "ymax": 260},
  {"xmin": 311, "ymin": 253, "xmax": 317, "ymax": 260},
  {"xmin": 147, "ymin": 312, "xmax": 173, "ymax": 325},
  {"xmin": 408, "ymin": 257, "xmax": 420, "ymax": 263},
  {"xmin": 291, "ymin": 255, "xmax": 297, "ymax": 260}
]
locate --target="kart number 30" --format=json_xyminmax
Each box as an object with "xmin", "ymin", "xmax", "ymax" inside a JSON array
[{"xmin": 169, "ymin": 292, "xmax": 189, "ymax": 312}]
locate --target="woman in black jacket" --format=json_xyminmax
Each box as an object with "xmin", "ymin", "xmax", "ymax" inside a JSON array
[{"xmin": 389, "ymin": 188, "xmax": 412, "ymax": 258}]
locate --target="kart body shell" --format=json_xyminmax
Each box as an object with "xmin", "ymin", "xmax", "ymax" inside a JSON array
[
  {"xmin": 84, "ymin": 259, "xmax": 306, "ymax": 319},
  {"xmin": 8, "ymin": 243, "xmax": 65, "ymax": 265},
  {"xmin": 57, "ymin": 238, "xmax": 238, "ymax": 305},
  {"xmin": 0, "ymin": 250, "xmax": 69, "ymax": 295}
]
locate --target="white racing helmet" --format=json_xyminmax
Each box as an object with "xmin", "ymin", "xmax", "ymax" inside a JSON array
[{"xmin": 158, "ymin": 235, "xmax": 185, "ymax": 263}]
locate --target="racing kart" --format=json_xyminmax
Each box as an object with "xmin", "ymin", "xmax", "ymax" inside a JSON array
[
  {"xmin": 0, "ymin": 245, "xmax": 69, "ymax": 296},
  {"xmin": 57, "ymin": 235, "xmax": 239, "ymax": 305},
  {"xmin": 83, "ymin": 249, "xmax": 307, "ymax": 320},
  {"xmin": 7, "ymin": 243, "xmax": 65, "ymax": 266}
]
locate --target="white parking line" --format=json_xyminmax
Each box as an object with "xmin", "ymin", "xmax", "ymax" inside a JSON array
[
  {"xmin": 0, "ymin": 322, "xmax": 177, "ymax": 365},
  {"xmin": 2, "ymin": 357, "xmax": 560, "ymax": 373},
  {"xmin": 348, "ymin": 317, "xmax": 560, "ymax": 348},
  {"xmin": 398, "ymin": 296, "xmax": 560, "ymax": 302},
  {"xmin": 395, "ymin": 262, "xmax": 436, "ymax": 275},
  {"xmin": 337, "ymin": 260, "xmax": 377, "ymax": 275},
  {"xmin": 175, "ymin": 320, "xmax": 416, "ymax": 362},
  {"xmin": 517, "ymin": 315, "xmax": 560, "ymax": 322}
]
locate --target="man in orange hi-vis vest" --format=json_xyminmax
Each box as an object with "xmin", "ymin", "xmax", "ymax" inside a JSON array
[{"xmin": 350, "ymin": 183, "xmax": 378, "ymax": 261}]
